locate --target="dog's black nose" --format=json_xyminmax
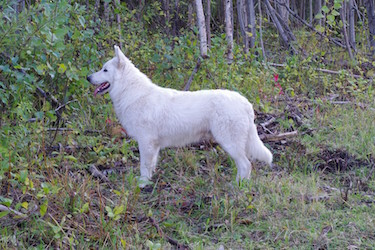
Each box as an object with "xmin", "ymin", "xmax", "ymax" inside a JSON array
[{"xmin": 87, "ymin": 75, "xmax": 91, "ymax": 82}]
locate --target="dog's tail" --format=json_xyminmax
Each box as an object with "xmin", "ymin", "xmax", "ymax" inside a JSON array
[{"xmin": 246, "ymin": 123, "xmax": 273, "ymax": 165}]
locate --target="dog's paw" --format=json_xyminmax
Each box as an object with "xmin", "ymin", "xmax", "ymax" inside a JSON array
[{"xmin": 137, "ymin": 176, "xmax": 153, "ymax": 188}]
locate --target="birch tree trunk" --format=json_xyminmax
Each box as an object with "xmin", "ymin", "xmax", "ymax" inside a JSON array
[
  {"xmin": 316, "ymin": 0, "xmax": 322, "ymax": 26},
  {"xmin": 340, "ymin": 0, "xmax": 354, "ymax": 60},
  {"xmin": 237, "ymin": 0, "xmax": 249, "ymax": 53},
  {"xmin": 225, "ymin": 0, "xmax": 234, "ymax": 64},
  {"xmin": 188, "ymin": 2, "xmax": 194, "ymax": 30},
  {"xmin": 246, "ymin": 0, "xmax": 256, "ymax": 48},
  {"xmin": 265, "ymin": 0, "xmax": 295, "ymax": 53},
  {"xmin": 258, "ymin": 0, "xmax": 266, "ymax": 61},
  {"xmin": 115, "ymin": 0, "xmax": 122, "ymax": 49},
  {"xmin": 206, "ymin": 0, "xmax": 211, "ymax": 48},
  {"xmin": 365, "ymin": 0, "xmax": 375, "ymax": 57},
  {"xmin": 195, "ymin": 0, "xmax": 208, "ymax": 58},
  {"xmin": 277, "ymin": 0, "xmax": 289, "ymax": 22}
]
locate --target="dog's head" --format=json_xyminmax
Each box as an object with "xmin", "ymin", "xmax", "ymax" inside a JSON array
[{"xmin": 87, "ymin": 45, "xmax": 127, "ymax": 97}]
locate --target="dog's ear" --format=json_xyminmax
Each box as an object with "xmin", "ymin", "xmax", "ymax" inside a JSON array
[{"xmin": 114, "ymin": 45, "xmax": 126, "ymax": 68}]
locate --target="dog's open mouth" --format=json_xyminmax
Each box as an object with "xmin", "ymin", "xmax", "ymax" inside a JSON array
[{"xmin": 94, "ymin": 82, "xmax": 110, "ymax": 97}]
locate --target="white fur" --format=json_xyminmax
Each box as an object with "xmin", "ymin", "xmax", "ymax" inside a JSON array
[{"xmin": 87, "ymin": 45, "xmax": 273, "ymax": 186}]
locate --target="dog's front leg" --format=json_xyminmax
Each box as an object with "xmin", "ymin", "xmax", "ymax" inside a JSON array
[{"xmin": 138, "ymin": 141, "xmax": 160, "ymax": 188}]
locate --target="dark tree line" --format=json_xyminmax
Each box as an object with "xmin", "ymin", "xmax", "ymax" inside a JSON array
[{"xmin": 8, "ymin": 0, "xmax": 375, "ymax": 61}]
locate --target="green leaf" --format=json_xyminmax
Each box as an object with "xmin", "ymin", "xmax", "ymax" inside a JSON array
[
  {"xmin": 331, "ymin": 9, "xmax": 340, "ymax": 16},
  {"xmin": 315, "ymin": 13, "xmax": 324, "ymax": 20},
  {"xmin": 0, "ymin": 197, "xmax": 13, "ymax": 207},
  {"xmin": 58, "ymin": 63, "xmax": 67, "ymax": 74},
  {"xmin": 327, "ymin": 15, "xmax": 335, "ymax": 23},
  {"xmin": 80, "ymin": 202, "xmax": 89, "ymax": 213},
  {"xmin": 113, "ymin": 205, "xmax": 124, "ymax": 216},
  {"xmin": 0, "ymin": 211, "xmax": 10, "ymax": 218},
  {"xmin": 64, "ymin": 155, "xmax": 77, "ymax": 162},
  {"xmin": 315, "ymin": 25, "xmax": 325, "ymax": 33},
  {"xmin": 321, "ymin": 5, "xmax": 330, "ymax": 13},
  {"xmin": 21, "ymin": 202, "xmax": 29, "ymax": 209},
  {"xmin": 78, "ymin": 16, "xmax": 85, "ymax": 27},
  {"xmin": 105, "ymin": 206, "xmax": 114, "ymax": 218},
  {"xmin": 40, "ymin": 201, "xmax": 48, "ymax": 216},
  {"xmin": 334, "ymin": 3, "xmax": 342, "ymax": 9}
]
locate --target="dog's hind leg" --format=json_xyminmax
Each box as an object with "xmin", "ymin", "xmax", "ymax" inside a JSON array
[
  {"xmin": 222, "ymin": 146, "xmax": 252, "ymax": 183},
  {"xmin": 138, "ymin": 141, "xmax": 160, "ymax": 187},
  {"xmin": 213, "ymin": 132, "xmax": 251, "ymax": 182}
]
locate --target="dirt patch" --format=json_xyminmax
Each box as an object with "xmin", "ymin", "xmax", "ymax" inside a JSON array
[{"xmin": 314, "ymin": 148, "xmax": 374, "ymax": 173}]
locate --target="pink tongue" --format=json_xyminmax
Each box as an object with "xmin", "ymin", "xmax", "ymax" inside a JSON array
[{"xmin": 94, "ymin": 86, "xmax": 101, "ymax": 97}]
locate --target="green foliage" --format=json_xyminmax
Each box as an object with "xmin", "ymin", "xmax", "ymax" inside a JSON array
[{"xmin": 1, "ymin": 0, "xmax": 375, "ymax": 249}]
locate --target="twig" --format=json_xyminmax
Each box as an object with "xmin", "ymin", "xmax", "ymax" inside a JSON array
[
  {"xmin": 260, "ymin": 117, "xmax": 276, "ymax": 128},
  {"xmin": 260, "ymin": 130, "xmax": 298, "ymax": 142},
  {"xmin": 36, "ymin": 86, "xmax": 60, "ymax": 107},
  {"xmin": 265, "ymin": 62, "xmax": 362, "ymax": 79},
  {"xmin": 54, "ymin": 99, "xmax": 77, "ymax": 113},
  {"xmin": 89, "ymin": 165, "xmax": 110, "ymax": 182},
  {"xmin": 46, "ymin": 128, "xmax": 73, "ymax": 132},
  {"xmin": 149, "ymin": 216, "xmax": 189, "ymax": 249},
  {"xmin": 0, "ymin": 204, "xmax": 27, "ymax": 218},
  {"xmin": 183, "ymin": 57, "xmax": 202, "ymax": 91}
]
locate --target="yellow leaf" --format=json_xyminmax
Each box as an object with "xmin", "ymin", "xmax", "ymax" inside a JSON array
[
  {"xmin": 120, "ymin": 238, "xmax": 126, "ymax": 248},
  {"xmin": 21, "ymin": 202, "xmax": 29, "ymax": 209},
  {"xmin": 58, "ymin": 63, "xmax": 67, "ymax": 74}
]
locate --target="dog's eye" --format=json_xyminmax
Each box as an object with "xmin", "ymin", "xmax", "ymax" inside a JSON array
[{"xmin": 103, "ymin": 69, "xmax": 108, "ymax": 72}]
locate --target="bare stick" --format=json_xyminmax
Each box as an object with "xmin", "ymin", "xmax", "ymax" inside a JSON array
[
  {"xmin": 265, "ymin": 62, "xmax": 362, "ymax": 79},
  {"xmin": 89, "ymin": 165, "xmax": 110, "ymax": 182},
  {"xmin": 260, "ymin": 130, "xmax": 298, "ymax": 142},
  {"xmin": 0, "ymin": 204, "xmax": 27, "ymax": 218},
  {"xmin": 183, "ymin": 58, "xmax": 201, "ymax": 91}
]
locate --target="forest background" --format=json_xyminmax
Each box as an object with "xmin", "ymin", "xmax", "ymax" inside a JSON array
[{"xmin": 1, "ymin": 0, "xmax": 375, "ymax": 249}]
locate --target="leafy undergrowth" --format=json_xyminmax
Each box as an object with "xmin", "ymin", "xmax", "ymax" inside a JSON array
[
  {"xmin": 2, "ymin": 91, "xmax": 375, "ymax": 249},
  {"xmin": 2, "ymin": 1, "xmax": 375, "ymax": 247}
]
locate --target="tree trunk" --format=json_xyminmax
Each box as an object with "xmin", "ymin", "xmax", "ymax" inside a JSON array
[
  {"xmin": 188, "ymin": 2, "xmax": 194, "ymax": 30},
  {"xmin": 315, "ymin": 0, "xmax": 322, "ymax": 26},
  {"xmin": 309, "ymin": 0, "xmax": 313, "ymax": 24},
  {"xmin": 277, "ymin": 0, "xmax": 289, "ymax": 22},
  {"xmin": 365, "ymin": 0, "xmax": 375, "ymax": 57},
  {"xmin": 224, "ymin": 0, "xmax": 234, "ymax": 64},
  {"xmin": 246, "ymin": 0, "xmax": 256, "ymax": 48},
  {"xmin": 265, "ymin": 0, "xmax": 296, "ymax": 53},
  {"xmin": 172, "ymin": 0, "xmax": 180, "ymax": 37},
  {"xmin": 348, "ymin": 0, "xmax": 356, "ymax": 51},
  {"xmin": 115, "ymin": 0, "xmax": 122, "ymax": 49},
  {"xmin": 206, "ymin": 0, "xmax": 211, "ymax": 48},
  {"xmin": 163, "ymin": 0, "xmax": 171, "ymax": 35},
  {"xmin": 258, "ymin": 0, "xmax": 266, "ymax": 61},
  {"xmin": 195, "ymin": 0, "xmax": 208, "ymax": 58},
  {"xmin": 237, "ymin": 0, "xmax": 249, "ymax": 53},
  {"xmin": 340, "ymin": 0, "xmax": 354, "ymax": 60},
  {"xmin": 103, "ymin": 1, "xmax": 110, "ymax": 24}
]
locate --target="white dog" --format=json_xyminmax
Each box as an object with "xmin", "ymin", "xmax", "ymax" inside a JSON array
[{"xmin": 87, "ymin": 45, "xmax": 272, "ymax": 187}]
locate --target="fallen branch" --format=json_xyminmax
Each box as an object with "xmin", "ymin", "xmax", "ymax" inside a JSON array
[
  {"xmin": 0, "ymin": 204, "xmax": 27, "ymax": 218},
  {"xmin": 149, "ymin": 216, "xmax": 189, "ymax": 249},
  {"xmin": 266, "ymin": 62, "xmax": 362, "ymax": 79},
  {"xmin": 183, "ymin": 57, "xmax": 202, "ymax": 91},
  {"xmin": 89, "ymin": 165, "xmax": 110, "ymax": 182},
  {"xmin": 36, "ymin": 86, "xmax": 60, "ymax": 107},
  {"xmin": 260, "ymin": 130, "xmax": 298, "ymax": 142},
  {"xmin": 260, "ymin": 117, "xmax": 276, "ymax": 128}
]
